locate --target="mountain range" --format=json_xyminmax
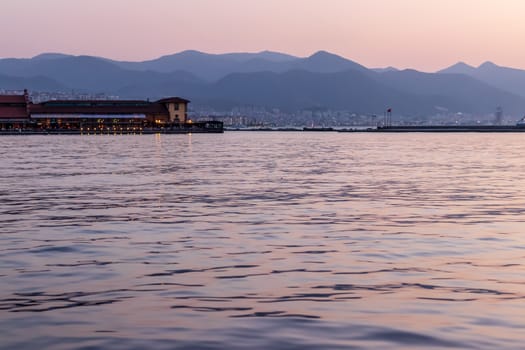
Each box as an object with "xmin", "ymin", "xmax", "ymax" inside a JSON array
[{"xmin": 1, "ymin": 50, "xmax": 525, "ymax": 116}]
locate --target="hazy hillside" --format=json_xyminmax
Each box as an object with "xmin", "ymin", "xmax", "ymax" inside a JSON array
[
  {"xmin": 112, "ymin": 50, "xmax": 367, "ymax": 81},
  {"xmin": 192, "ymin": 69, "xmax": 525, "ymax": 115},
  {"xmin": 0, "ymin": 73, "xmax": 66, "ymax": 91},
  {"xmin": 218, "ymin": 51, "xmax": 297, "ymax": 62},
  {"xmin": 438, "ymin": 62, "xmax": 477, "ymax": 75},
  {"xmin": 439, "ymin": 61, "xmax": 525, "ymax": 99},
  {"xmin": 0, "ymin": 55, "xmax": 205, "ymax": 95},
  {"xmin": 378, "ymin": 69, "xmax": 525, "ymax": 114},
  {"xmin": 1, "ymin": 50, "xmax": 525, "ymax": 116}
]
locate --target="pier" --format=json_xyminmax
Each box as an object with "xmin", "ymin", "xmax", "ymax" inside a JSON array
[{"xmin": 365, "ymin": 125, "xmax": 525, "ymax": 132}]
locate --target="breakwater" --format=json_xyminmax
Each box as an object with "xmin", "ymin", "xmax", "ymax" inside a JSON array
[{"xmin": 226, "ymin": 125, "xmax": 525, "ymax": 133}]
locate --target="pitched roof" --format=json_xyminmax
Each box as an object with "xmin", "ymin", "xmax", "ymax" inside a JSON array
[
  {"xmin": 156, "ymin": 97, "xmax": 190, "ymax": 104},
  {"xmin": 0, "ymin": 95, "xmax": 26, "ymax": 104},
  {"xmin": 0, "ymin": 106, "xmax": 28, "ymax": 119},
  {"xmin": 38, "ymin": 100, "xmax": 151, "ymax": 106},
  {"xmin": 30, "ymin": 100, "xmax": 169, "ymax": 115}
]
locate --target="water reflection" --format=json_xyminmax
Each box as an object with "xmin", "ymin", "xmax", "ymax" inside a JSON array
[{"xmin": 0, "ymin": 133, "xmax": 524, "ymax": 349}]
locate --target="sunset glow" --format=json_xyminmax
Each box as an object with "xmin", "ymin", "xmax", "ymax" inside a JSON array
[{"xmin": 2, "ymin": 0, "xmax": 525, "ymax": 71}]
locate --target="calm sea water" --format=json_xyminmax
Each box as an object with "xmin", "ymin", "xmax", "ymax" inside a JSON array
[{"xmin": 1, "ymin": 132, "xmax": 524, "ymax": 349}]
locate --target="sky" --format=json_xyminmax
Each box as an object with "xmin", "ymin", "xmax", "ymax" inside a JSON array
[{"xmin": 1, "ymin": 0, "xmax": 525, "ymax": 72}]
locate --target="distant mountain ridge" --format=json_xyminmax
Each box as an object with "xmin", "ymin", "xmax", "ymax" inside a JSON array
[
  {"xmin": 109, "ymin": 50, "xmax": 368, "ymax": 81},
  {"xmin": 439, "ymin": 61, "xmax": 525, "ymax": 98},
  {"xmin": 1, "ymin": 50, "xmax": 525, "ymax": 116}
]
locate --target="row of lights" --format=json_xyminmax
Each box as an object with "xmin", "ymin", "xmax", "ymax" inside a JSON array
[{"xmin": 80, "ymin": 126, "xmax": 144, "ymax": 133}]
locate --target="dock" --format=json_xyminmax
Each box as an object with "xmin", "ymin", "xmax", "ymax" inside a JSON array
[
  {"xmin": 226, "ymin": 125, "xmax": 525, "ymax": 133},
  {"xmin": 360, "ymin": 125, "xmax": 525, "ymax": 132}
]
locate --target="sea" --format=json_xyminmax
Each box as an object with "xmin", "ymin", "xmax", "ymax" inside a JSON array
[{"xmin": 0, "ymin": 132, "xmax": 524, "ymax": 350}]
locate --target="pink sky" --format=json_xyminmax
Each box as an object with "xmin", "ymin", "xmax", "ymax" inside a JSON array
[{"xmin": 1, "ymin": 0, "xmax": 525, "ymax": 71}]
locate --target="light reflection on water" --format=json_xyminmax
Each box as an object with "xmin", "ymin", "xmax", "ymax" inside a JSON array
[{"xmin": 0, "ymin": 132, "xmax": 524, "ymax": 349}]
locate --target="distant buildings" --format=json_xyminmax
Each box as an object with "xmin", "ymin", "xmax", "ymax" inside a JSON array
[{"xmin": 1, "ymin": 89, "xmax": 511, "ymax": 129}]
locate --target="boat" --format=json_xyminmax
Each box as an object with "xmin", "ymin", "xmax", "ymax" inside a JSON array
[{"xmin": 516, "ymin": 116, "xmax": 525, "ymax": 127}]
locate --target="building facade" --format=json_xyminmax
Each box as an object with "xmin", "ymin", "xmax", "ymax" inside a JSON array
[
  {"xmin": 0, "ymin": 91, "xmax": 30, "ymax": 129},
  {"xmin": 0, "ymin": 90, "xmax": 204, "ymax": 132}
]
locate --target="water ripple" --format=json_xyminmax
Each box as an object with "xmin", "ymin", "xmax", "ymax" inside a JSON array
[{"xmin": 1, "ymin": 133, "xmax": 525, "ymax": 349}]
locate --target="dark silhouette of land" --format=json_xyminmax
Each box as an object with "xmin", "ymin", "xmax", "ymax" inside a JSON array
[{"xmin": 2, "ymin": 50, "xmax": 525, "ymax": 116}]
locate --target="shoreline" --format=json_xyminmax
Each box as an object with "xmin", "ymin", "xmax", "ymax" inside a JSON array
[
  {"xmin": 226, "ymin": 125, "xmax": 525, "ymax": 133},
  {"xmin": 2, "ymin": 125, "xmax": 525, "ymax": 135},
  {"xmin": 0, "ymin": 129, "xmax": 223, "ymax": 135}
]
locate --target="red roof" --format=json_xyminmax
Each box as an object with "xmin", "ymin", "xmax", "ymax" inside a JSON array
[
  {"xmin": 156, "ymin": 97, "xmax": 190, "ymax": 104},
  {"xmin": 30, "ymin": 100, "xmax": 169, "ymax": 116},
  {"xmin": 39, "ymin": 99, "xmax": 151, "ymax": 105},
  {"xmin": 30, "ymin": 105, "xmax": 168, "ymax": 115},
  {"xmin": 0, "ymin": 95, "xmax": 26, "ymax": 104},
  {"xmin": 0, "ymin": 106, "xmax": 28, "ymax": 119}
]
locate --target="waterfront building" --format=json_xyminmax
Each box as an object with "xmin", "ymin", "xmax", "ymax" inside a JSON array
[
  {"xmin": 0, "ymin": 92, "xmax": 30, "ymax": 129},
  {"xmin": 0, "ymin": 90, "xmax": 222, "ymax": 133},
  {"xmin": 29, "ymin": 97, "xmax": 189, "ymax": 131}
]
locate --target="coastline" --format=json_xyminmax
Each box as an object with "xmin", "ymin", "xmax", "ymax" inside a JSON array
[
  {"xmin": 227, "ymin": 125, "xmax": 525, "ymax": 133},
  {"xmin": 2, "ymin": 125, "xmax": 525, "ymax": 135},
  {"xmin": 0, "ymin": 128, "xmax": 223, "ymax": 135}
]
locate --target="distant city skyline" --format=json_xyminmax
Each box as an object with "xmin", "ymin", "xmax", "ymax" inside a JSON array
[{"xmin": 2, "ymin": 0, "xmax": 525, "ymax": 72}]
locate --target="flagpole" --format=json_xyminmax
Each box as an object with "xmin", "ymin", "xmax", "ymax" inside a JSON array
[{"xmin": 385, "ymin": 108, "xmax": 392, "ymax": 128}]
